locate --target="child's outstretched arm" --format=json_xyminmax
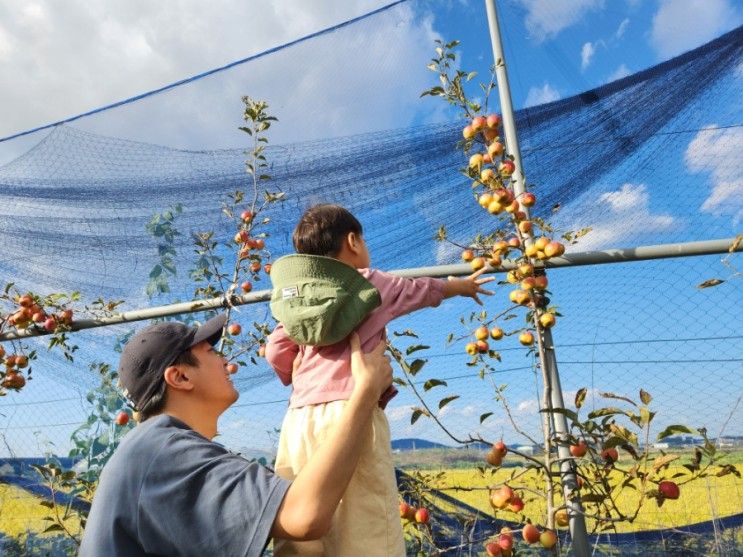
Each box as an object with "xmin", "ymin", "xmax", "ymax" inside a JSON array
[
  {"xmin": 442, "ymin": 267, "xmax": 495, "ymax": 305},
  {"xmin": 265, "ymin": 324, "xmax": 300, "ymax": 386}
]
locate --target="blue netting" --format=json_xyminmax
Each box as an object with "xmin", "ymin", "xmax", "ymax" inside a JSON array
[{"xmin": 0, "ymin": 2, "xmax": 741, "ymax": 552}]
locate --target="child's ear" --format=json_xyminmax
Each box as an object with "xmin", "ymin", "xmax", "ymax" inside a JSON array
[{"xmin": 347, "ymin": 231, "xmax": 362, "ymax": 254}]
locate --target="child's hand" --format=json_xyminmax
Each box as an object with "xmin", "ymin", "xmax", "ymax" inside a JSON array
[{"xmin": 445, "ymin": 268, "xmax": 495, "ymax": 305}]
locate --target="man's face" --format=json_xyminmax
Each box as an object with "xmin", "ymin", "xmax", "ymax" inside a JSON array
[{"xmin": 188, "ymin": 341, "xmax": 239, "ymax": 410}]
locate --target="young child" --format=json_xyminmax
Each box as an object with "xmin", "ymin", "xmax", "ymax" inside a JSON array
[{"xmin": 266, "ymin": 204, "xmax": 492, "ymax": 556}]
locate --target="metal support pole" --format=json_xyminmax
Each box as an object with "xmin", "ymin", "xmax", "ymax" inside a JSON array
[{"xmin": 484, "ymin": 1, "xmax": 591, "ymax": 554}]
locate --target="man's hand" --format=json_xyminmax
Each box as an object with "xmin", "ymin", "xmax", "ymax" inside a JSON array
[
  {"xmin": 349, "ymin": 333, "xmax": 392, "ymax": 401},
  {"xmin": 443, "ymin": 267, "xmax": 495, "ymax": 305}
]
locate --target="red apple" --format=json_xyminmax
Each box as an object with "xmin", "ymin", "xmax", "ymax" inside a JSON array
[
  {"xmin": 475, "ymin": 326, "xmax": 489, "ymax": 341},
  {"xmin": 539, "ymin": 313, "xmax": 556, "ymax": 328},
  {"xmin": 227, "ymin": 323, "xmax": 242, "ymax": 336},
  {"xmin": 522, "ymin": 523, "xmax": 540, "ymax": 544},
  {"xmin": 462, "ymin": 125, "xmax": 475, "ymax": 140},
  {"xmin": 250, "ymin": 261, "xmax": 261, "ymax": 273},
  {"xmin": 658, "ymin": 480, "xmax": 680, "ymax": 500},
  {"xmin": 506, "ymin": 496, "xmax": 524, "ymax": 513},
  {"xmin": 43, "ymin": 317, "xmax": 57, "ymax": 332},
  {"xmin": 601, "ymin": 447, "xmax": 619, "ymax": 463},
  {"xmin": 240, "ymin": 210, "xmax": 254, "ymax": 222},
  {"xmin": 471, "ymin": 257, "xmax": 486, "ymax": 271},
  {"xmin": 483, "ymin": 128, "xmax": 498, "ymax": 142},
  {"xmin": 2, "ymin": 372, "xmax": 25, "ymax": 390},
  {"xmin": 461, "ymin": 249, "xmax": 475, "ymax": 262},
  {"xmin": 264, "ymin": 263, "xmax": 272, "ymax": 274},
  {"xmin": 488, "ymin": 141, "xmax": 504, "ymax": 157},
  {"xmin": 475, "ymin": 339, "xmax": 489, "ymax": 353},
  {"xmin": 469, "ymin": 153, "xmax": 484, "ymax": 169},
  {"xmin": 485, "ymin": 541, "xmax": 502, "ymax": 556},
  {"xmin": 471, "ymin": 116, "xmax": 486, "ymax": 132},
  {"xmin": 494, "ymin": 441, "xmax": 507, "ymax": 455},
  {"xmin": 115, "ymin": 411, "xmax": 130, "ymax": 426},
  {"xmin": 540, "ymin": 529, "xmax": 558, "ymax": 549},
  {"xmin": 498, "ymin": 160, "xmax": 515, "ymax": 177},
  {"xmin": 414, "ymin": 507, "xmax": 430, "ymax": 524},
  {"xmin": 544, "ymin": 241, "xmax": 565, "ymax": 257},
  {"xmin": 399, "ymin": 501, "xmax": 415, "ymax": 520},
  {"xmin": 521, "ymin": 192, "xmax": 536, "ymax": 207},
  {"xmin": 486, "ymin": 449, "xmax": 503, "ymax": 467},
  {"xmin": 490, "ymin": 327, "xmax": 504, "ymax": 340},
  {"xmin": 226, "ymin": 363, "xmax": 239, "ymax": 374},
  {"xmin": 490, "ymin": 485, "xmax": 514, "ymax": 509},
  {"xmin": 569, "ymin": 441, "xmax": 588, "ymax": 458},
  {"xmin": 486, "ymin": 114, "xmax": 501, "ymax": 128},
  {"xmin": 240, "ymin": 281, "xmax": 252, "ymax": 293}
]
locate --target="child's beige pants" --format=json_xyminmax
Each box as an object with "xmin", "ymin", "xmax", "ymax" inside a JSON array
[{"xmin": 272, "ymin": 401, "xmax": 405, "ymax": 556}]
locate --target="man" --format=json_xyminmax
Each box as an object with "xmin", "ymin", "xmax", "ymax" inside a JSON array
[{"xmin": 79, "ymin": 313, "xmax": 392, "ymax": 556}]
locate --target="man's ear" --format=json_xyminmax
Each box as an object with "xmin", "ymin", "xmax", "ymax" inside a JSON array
[{"xmin": 163, "ymin": 365, "xmax": 195, "ymax": 393}]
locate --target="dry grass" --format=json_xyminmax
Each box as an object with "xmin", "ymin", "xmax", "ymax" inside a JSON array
[
  {"xmin": 414, "ymin": 464, "xmax": 743, "ymax": 534},
  {"xmin": 0, "ymin": 484, "xmax": 82, "ymax": 539}
]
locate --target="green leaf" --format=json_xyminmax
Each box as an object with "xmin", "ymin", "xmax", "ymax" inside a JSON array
[
  {"xmin": 408, "ymin": 359, "xmax": 426, "ymax": 376},
  {"xmin": 640, "ymin": 407, "xmax": 655, "ymax": 426},
  {"xmin": 575, "ymin": 387, "xmax": 587, "ymax": 409},
  {"xmin": 657, "ymin": 424, "xmax": 694, "ymax": 440},
  {"xmin": 587, "ymin": 407, "xmax": 630, "ymax": 419},
  {"xmin": 600, "ymin": 392, "xmax": 637, "ymax": 407},
  {"xmin": 406, "ymin": 344, "xmax": 430, "ymax": 355},
  {"xmin": 697, "ymin": 278, "xmax": 724, "ymax": 289},
  {"xmin": 639, "ymin": 389, "xmax": 653, "ymax": 405},
  {"xmin": 540, "ymin": 407, "xmax": 579, "ymax": 423},
  {"xmin": 480, "ymin": 412, "xmax": 493, "ymax": 424},
  {"xmin": 439, "ymin": 395, "xmax": 459, "ymax": 410},
  {"xmin": 149, "ymin": 265, "xmax": 162, "ymax": 279},
  {"xmin": 43, "ymin": 524, "xmax": 65, "ymax": 533},
  {"xmin": 423, "ymin": 379, "xmax": 447, "ymax": 391},
  {"xmin": 411, "ymin": 407, "xmax": 430, "ymax": 425}
]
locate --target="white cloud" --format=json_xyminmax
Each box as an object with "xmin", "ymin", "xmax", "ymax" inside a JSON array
[
  {"xmin": 650, "ymin": 0, "xmax": 742, "ymax": 59},
  {"xmin": 685, "ymin": 125, "xmax": 743, "ymax": 222},
  {"xmin": 607, "ymin": 63, "xmax": 631, "ymax": 82},
  {"xmin": 517, "ymin": 0, "xmax": 604, "ymax": 41},
  {"xmin": 524, "ymin": 83, "xmax": 561, "ymax": 107},
  {"xmin": 580, "ymin": 42, "xmax": 595, "ymax": 71},
  {"xmin": 564, "ymin": 183, "xmax": 676, "ymax": 249},
  {"xmin": 615, "ymin": 17, "xmax": 629, "ymax": 39},
  {"xmin": 515, "ymin": 399, "xmax": 539, "ymax": 414},
  {"xmin": 0, "ymin": 1, "xmax": 441, "ymax": 155}
]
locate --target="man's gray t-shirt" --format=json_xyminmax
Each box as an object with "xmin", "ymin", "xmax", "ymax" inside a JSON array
[{"xmin": 79, "ymin": 414, "xmax": 290, "ymax": 556}]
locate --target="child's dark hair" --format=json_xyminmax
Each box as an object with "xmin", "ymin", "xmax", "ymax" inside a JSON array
[{"xmin": 293, "ymin": 204, "xmax": 363, "ymax": 257}]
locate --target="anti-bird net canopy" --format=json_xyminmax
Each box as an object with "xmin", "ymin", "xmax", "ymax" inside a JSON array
[{"xmin": 0, "ymin": 0, "xmax": 741, "ymax": 549}]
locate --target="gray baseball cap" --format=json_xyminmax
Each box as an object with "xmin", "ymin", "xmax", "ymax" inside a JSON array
[{"xmin": 118, "ymin": 313, "xmax": 227, "ymax": 410}]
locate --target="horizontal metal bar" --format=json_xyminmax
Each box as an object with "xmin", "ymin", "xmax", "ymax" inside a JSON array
[{"xmin": 1, "ymin": 236, "xmax": 739, "ymax": 341}]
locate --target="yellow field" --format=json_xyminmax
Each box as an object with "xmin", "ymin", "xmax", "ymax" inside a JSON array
[
  {"xmin": 0, "ymin": 483, "xmax": 82, "ymax": 539},
  {"xmin": 414, "ymin": 465, "xmax": 743, "ymax": 533}
]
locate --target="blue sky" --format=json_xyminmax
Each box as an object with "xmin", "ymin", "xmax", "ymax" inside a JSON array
[{"xmin": 0, "ymin": 0, "xmax": 741, "ymax": 457}]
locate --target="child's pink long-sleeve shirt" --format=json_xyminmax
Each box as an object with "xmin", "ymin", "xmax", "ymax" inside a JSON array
[{"xmin": 266, "ymin": 268, "xmax": 446, "ymax": 409}]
